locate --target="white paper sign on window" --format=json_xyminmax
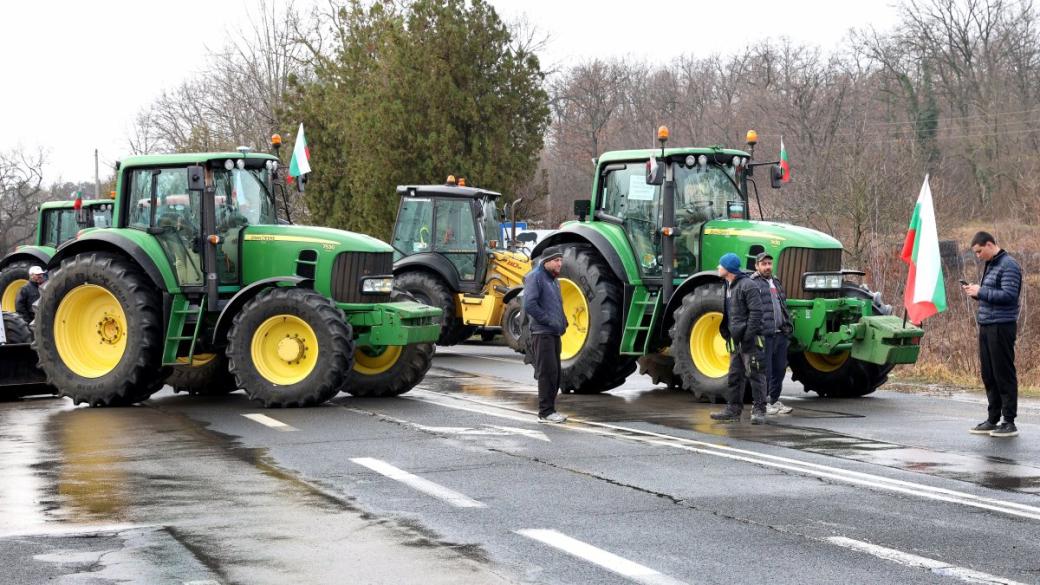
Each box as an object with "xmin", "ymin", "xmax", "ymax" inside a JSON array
[{"xmin": 628, "ymin": 175, "xmax": 657, "ymax": 201}]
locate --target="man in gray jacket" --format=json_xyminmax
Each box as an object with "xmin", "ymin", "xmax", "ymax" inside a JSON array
[
  {"xmin": 964, "ymin": 231, "xmax": 1022, "ymax": 438},
  {"xmin": 711, "ymin": 252, "xmax": 769, "ymax": 424},
  {"xmin": 523, "ymin": 248, "xmax": 569, "ymax": 423}
]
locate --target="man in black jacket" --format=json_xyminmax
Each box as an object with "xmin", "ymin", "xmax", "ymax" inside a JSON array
[
  {"xmin": 963, "ymin": 232, "xmax": 1022, "ymax": 438},
  {"xmin": 523, "ymin": 248, "xmax": 569, "ymax": 423},
  {"xmin": 750, "ymin": 252, "xmax": 794, "ymax": 415},
  {"xmin": 711, "ymin": 252, "xmax": 769, "ymax": 424},
  {"xmin": 15, "ymin": 266, "xmax": 46, "ymax": 325}
]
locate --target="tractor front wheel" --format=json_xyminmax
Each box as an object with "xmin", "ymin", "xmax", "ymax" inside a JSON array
[
  {"xmin": 669, "ymin": 284, "xmax": 731, "ymax": 402},
  {"xmin": 34, "ymin": 253, "xmax": 167, "ymax": 406},
  {"xmin": 501, "ymin": 297, "xmax": 524, "ymax": 353},
  {"xmin": 1, "ymin": 261, "xmax": 32, "ymax": 313},
  {"xmin": 227, "ymin": 287, "xmax": 354, "ymax": 407},
  {"xmin": 340, "ymin": 342, "xmax": 434, "ymax": 397},
  {"xmin": 394, "ymin": 270, "xmax": 474, "ymax": 346},
  {"xmin": 789, "ymin": 352, "xmax": 889, "ymax": 398},
  {"xmin": 166, "ymin": 354, "xmax": 239, "ymax": 396}
]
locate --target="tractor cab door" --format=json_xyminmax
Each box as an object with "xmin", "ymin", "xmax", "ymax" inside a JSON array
[
  {"xmin": 210, "ymin": 166, "xmax": 277, "ymax": 285},
  {"xmin": 391, "ymin": 197, "xmax": 434, "ymax": 261},
  {"xmin": 128, "ymin": 167, "xmax": 205, "ymax": 287},
  {"xmin": 39, "ymin": 208, "xmax": 80, "ymax": 249},
  {"xmin": 433, "ymin": 198, "xmax": 482, "ymax": 286},
  {"xmin": 599, "ymin": 162, "xmax": 664, "ymax": 279}
]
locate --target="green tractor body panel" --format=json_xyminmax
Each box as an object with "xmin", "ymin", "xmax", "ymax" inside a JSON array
[
  {"xmin": 556, "ymin": 219, "xmax": 644, "ymax": 284},
  {"xmin": 63, "ymin": 228, "xmax": 182, "ymax": 292},
  {"xmin": 697, "ymin": 219, "xmax": 842, "ymax": 274}
]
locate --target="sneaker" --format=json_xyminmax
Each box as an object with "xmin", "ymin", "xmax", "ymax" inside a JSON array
[
  {"xmin": 750, "ymin": 412, "xmax": 767, "ymax": 425},
  {"xmin": 538, "ymin": 412, "xmax": 568, "ymax": 424},
  {"xmin": 989, "ymin": 422, "xmax": 1019, "ymax": 438},
  {"xmin": 710, "ymin": 408, "xmax": 741, "ymax": 422},
  {"xmin": 766, "ymin": 400, "xmax": 793, "ymax": 415},
  {"xmin": 969, "ymin": 421, "xmax": 999, "ymax": 435}
]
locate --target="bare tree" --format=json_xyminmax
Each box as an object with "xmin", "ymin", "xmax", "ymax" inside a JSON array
[{"xmin": 0, "ymin": 149, "xmax": 48, "ymax": 252}]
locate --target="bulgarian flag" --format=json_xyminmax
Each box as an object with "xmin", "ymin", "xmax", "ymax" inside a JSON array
[
  {"xmin": 900, "ymin": 175, "xmax": 947, "ymax": 324},
  {"xmin": 287, "ymin": 122, "xmax": 311, "ymax": 186},
  {"xmin": 779, "ymin": 136, "xmax": 791, "ymax": 182}
]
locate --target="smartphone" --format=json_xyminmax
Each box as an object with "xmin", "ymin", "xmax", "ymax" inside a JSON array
[{"xmin": 959, "ymin": 279, "xmax": 970, "ymax": 286}]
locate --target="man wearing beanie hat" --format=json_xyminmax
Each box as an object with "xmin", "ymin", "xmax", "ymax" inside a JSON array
[
  {"xmin": 523, "ymin": 246, "xmax": 569, "ymax": 423},
  {"xmin": 711, "ymin": 252, "xmax": 769, "ymax": 424}
]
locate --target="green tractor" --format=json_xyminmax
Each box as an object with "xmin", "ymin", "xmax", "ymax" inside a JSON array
[
  {"xmin": 1, "ymin": 198, "xmax": 114, "ymax": 312},
  {"xmin": 514, "ymin": 128, "xmax": 922, "ymax": 400},
  {"xmin": 30, "ymin": 149, "xmax": 441, "ymax": 407}
]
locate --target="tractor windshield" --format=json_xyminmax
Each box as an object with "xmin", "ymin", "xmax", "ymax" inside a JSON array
[
  {"xmin": 40, "ymin": 208, "xmax": 79, "ymax": 248},
  {"xmin": 213, "ymin": 168, "xmax": 277, "ymax": 227}
]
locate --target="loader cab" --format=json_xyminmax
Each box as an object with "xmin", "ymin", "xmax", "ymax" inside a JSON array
[
  {"xmin": 391, "ymin": 182, "xmax": 501, "ymax": 293},
  {"xmin": 593, "ymin": 150, "xmax": 748, "ymax": 281}
]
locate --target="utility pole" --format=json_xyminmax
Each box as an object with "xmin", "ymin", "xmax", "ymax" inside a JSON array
[{"xmin": 94, "ymin": 149, "xmax": 100, "ymax": 199}]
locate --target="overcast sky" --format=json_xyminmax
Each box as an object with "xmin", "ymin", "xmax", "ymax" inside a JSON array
[{"xmin": 1, "ymin": 0, "xmax": 900, "ymax": 186}]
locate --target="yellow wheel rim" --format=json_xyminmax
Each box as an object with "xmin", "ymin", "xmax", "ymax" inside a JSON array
[
  {"xmin": 250, "ymin": 315, "xmax": 319, "ymax": 385},
  {"xmin": 2, "ymin": 279, "xmax": 28, "ymax": 312},
  {"xmin": 804, "ymin": 351, "xmax": 849, "ymax": 373},
  {"xmin": 689, "ymin": 311, "xmax": 729, "ymax": 379},
  {"xmin": 559, "ymin": 278, "xmax": 588, "ymax": 361},
  {"xmin": 353, "ymin": 345, "xmax": 402, "ymax": 376},
  {"xmin": 54, "ymin": 284, "xmax": 128, "ymax": 379},
  {"xmin": 175, "ymin": 353, "xmax": 216, "ymax": 367}
]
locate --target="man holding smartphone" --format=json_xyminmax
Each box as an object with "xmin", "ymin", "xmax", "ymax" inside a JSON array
[{"xmin": 963, "ymin": 232, "xmax": 1022, "ymax": 438}]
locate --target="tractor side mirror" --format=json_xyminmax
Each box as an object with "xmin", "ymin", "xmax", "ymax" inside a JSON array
[
  {"xmin": 646, "ymin": 158, "xmax": 665, "ymax": 186},
  {"xmin": 187, "ymin": 165, "xmax": 205, "ymax": 191},
  {"xmin": 574, "ymin": 199, "xmax": 591, "ymax": 221},
  {"xmin": 770, "ymin": 165, "xmax": 784, "ymax": 189}
]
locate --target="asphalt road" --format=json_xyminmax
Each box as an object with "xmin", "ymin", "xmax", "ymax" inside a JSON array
[{"xmin": 2, "ymin": 342, "xmax": 1039, "ymax": 585}]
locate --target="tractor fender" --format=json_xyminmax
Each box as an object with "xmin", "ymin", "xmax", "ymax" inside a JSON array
[
  {"xmin": 502, "ymin": 286, "xmax": 524, "ymax": 305},
  {"xmin": 393, "ymin": 253, "xmax": 461, "ymax": 291},
  {"xmin": 49, "ymin": 233, "xmax": 167, "ymax": 292},
  {"xmin": 531, "ymin": 225, "xmax": 627, "ymax": 283},
  {"xmin": 212, "ymin": 276, "xmax": 314, "ymax": 346},
  {"xmin": 661, "ymin": 271, "xmax": 725, "ymax": 332},
  {"xmin": 1, "ymin": 248, "xmax": 51, "ymax": 271}
]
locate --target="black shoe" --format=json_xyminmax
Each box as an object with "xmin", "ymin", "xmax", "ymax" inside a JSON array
[
  {"xmin": 710, "ymin": 409, "xmax": 741, "ymax": 422},
  {"xmin": 990, "ymin": 422, "xmax": 1019, "ymax": 438},
  {"xmin": 750, "ymin": 412, "xmax": 767, "ymax": 425},
  {"xmin": 969, "ymin": 421, "xmax": 999, "ymax": 435}
]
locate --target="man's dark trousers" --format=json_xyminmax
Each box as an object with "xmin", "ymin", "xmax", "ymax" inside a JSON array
[
  {"xmin": 980, "ymin": 323, "xmax": 1017, "ymax": 423},
  {"xmin": 531, "ymin": 333, "xmax": 562, "ymax": 417},
  {"xmin": 727, "ymin": 347, "xmax": 768, "ymax": 412},
  {"xmin": 762, "ymin": 334, "xmax": 789, "ymax": 404}
]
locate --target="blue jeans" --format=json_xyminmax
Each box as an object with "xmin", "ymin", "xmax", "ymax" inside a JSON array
[{"xmin": 763, "ymin": 334, "xmax": 790, "ymax": 404}]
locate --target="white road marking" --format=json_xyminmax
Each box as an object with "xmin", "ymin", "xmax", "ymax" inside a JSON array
[
  {"xmin": 826, "ymin": 537, "xmax": 1028, "ymax": 585},
  {"xmin": 241, "ymin": 413, "xmax": 297, "ymax": 431},
  {"xmin": 350, "ymin": 457, "xmax": 486, "ymax": 508},
  {"xmin": 411, "ymin": 389, "xmax": 1040, "ymax": 522},
  {"xmin": 414, "ymin": 424, "xmax": 550, "ymax": 442},
  {"xmin": 517, "ymin": 529, "xmax": 689, "ymax": 585}
]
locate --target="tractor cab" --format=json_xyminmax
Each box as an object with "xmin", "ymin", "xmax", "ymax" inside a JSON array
[
  {"xmin": 38, "ymin": 198, "xmax": 115, "ymax": 249},
  {"xmin": 391, "ymin": 178, "xmax": 502, "ymax": 292}
]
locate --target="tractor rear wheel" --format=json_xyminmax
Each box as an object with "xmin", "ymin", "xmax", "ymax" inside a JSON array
[
  {"xmin": 2, "ymin": 312, "xmax": 32, "ymax": 344},
  {"xmin": 1, "ymin": 261, "xmax": 32, "ymax": 313},
  {"xmin": 394, "ymin": 270, "xmax": 475, "ymax": 346},
  {"xmin": 551, "ymin": 245, "xmax": 635, "ymax": 394},
  {"xmin": 637, "ymin": 351, "xmax": 681, "ymax": 390},
  {"xmin": 501, "ymin": 297, "xmax": 524, "ymax": 353},
  {"xmin": 228, "ymin": 287, "xmax": 354, "ymax": 407},
  {"xmin": 34, "ymin": 253, "xmax": 167, "ymax": 406},
  {"xmin": 167, "ymin": 354, "xmax": 239, "ymax": 396},
  {"xmin": 669, "ymin": 284, "xmax": 731, "ymax": 402},
  {"xmin": 341, "ymin": 342, "xmax": 434, "ymax": 397}
]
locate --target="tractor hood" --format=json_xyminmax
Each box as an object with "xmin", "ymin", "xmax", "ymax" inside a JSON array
[
  {"xmin": 702, "ymin": 219, "xmax": 843, "ymax": 250},
  {"xmin": 241, "ymin": 225, "xmax": 392, "ymax": 254}
]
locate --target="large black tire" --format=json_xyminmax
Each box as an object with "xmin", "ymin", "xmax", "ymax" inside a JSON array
[
  {"xmin": 789, "ymin": 283, "xmax": 894, "ymax": 398},
  {"xmin": 34, "ymin": 253, "xmax": 167, "ymax": 406},
  {"xmin": 227, "ymin": 287, "xmax": 354, "ymax": 407},
  {"xmin": 166, "ymin": 354, "xmax": 239, "ymax": 396},
  {"xmin": 637, "ymin": 351, "xmax": 681, "ymax": 390},
  {"xmin": 550, "ymin": 245, "xmax": 636, "ymax": 394},
  {"xmin": 669, "ymin": 283, "xmax": 731, "ymax": 402},
  {"xmin": 394, "ymin": 270, "xmax": 475, "ymax": 346},
  {"xmin": 1, "ymin": 261, "xmax": 32, "ymax": 313},
  {"xmin": 501, "ymin": 297, "xmax": 524, "ymax": 353},
  {"xmin": 340, "ymin": 342, "xmax": 434, "ymax": 397},
  {"xmin": 2, "ymin": 312, "xmax": 31, "ymax": 344}
]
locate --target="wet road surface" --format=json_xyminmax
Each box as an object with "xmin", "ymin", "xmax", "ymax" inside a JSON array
[{"xmin": 2, "ymin": 343, "xmax": 1039, "ymax": 584}]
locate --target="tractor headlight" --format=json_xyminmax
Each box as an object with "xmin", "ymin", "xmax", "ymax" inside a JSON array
[
  {"xmin": 803, "ymin": 272, "xmax": 843, "ymax": 291},
  {"xmin": 360, "ymin": 277, "xmax": 394, "ymax": 294}
]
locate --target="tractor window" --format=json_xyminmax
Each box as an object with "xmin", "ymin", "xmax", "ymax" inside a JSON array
[
  {"xmin": 212, "ymin": 168, "xmax": 277, "ymax": 284},
  {"xmin": 391, "ymin": 198, "xmax": 434, "ymax": 261},
  {"xmin": 40, "ymin": 209, "xmax": 78, "ymax": 248},
  {"xmin": 434, "ymin": 199, "xmax": 478, "ymax": 281},
  {"xmin": 91, "ymin": 204, "xmax": 113, "ymax": 228},
  {"xmin": 482, "ymin": 199, "xmax": 500, "ymax": 247},
  {"xmin": 600, "ymin": 163, "xmax": 662, "ymax": 277},
  {"xmin": 127, "ymin": 168, "xmax": 204, "ymax": 286}
]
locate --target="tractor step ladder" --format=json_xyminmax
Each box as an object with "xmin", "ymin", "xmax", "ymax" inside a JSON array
[
  {"xmin": 620, "ymin": 288, "xmax": 660, "ymax": 355},
  {"xmin": 162, "ymin": 297, "xmax": 205, "ymax": 366}
]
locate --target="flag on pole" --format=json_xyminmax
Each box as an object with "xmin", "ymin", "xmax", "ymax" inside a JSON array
[
  {"xmin": 900, "ymin": 175, "xmax": 947, "ymax": 324},
  {"xmin": 73, "ymin": 191, "xmax": 83, "ymax": 210},
  {"xmin": 779, "ymin": 137, "xmax": 791, "ymax": 182},
  {"xmin": 288, "ymin": 123, "xmax": 311, "ymax": 185}
]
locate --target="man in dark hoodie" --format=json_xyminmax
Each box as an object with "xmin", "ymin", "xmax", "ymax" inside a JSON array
[
  {"xmin": 523, "ymin": 247, "xmax": 569, "ymax": 423},
  {"xmin": 963, "ymin": 231, "xmax": 1022, "ymax": 438},
  {"xmin": 711, "ymin": 252, "xmax": 769, "ymax": 424},
  {"xmin": 749, "ymin": 252, "xmax": 794, "ymax": 415}
]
